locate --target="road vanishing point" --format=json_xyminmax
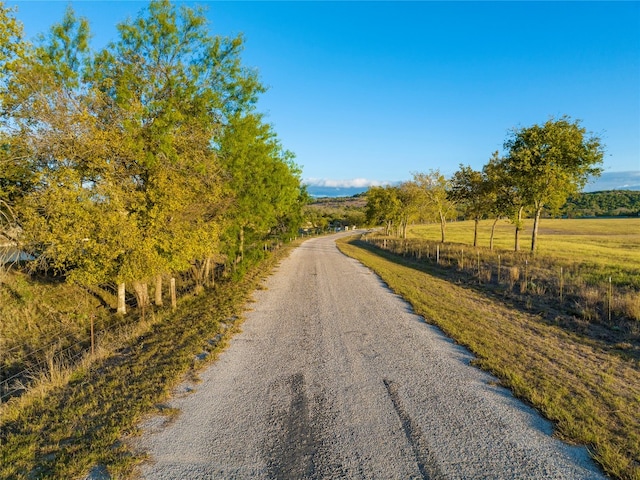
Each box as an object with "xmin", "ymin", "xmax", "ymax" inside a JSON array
[{"xmin": 137, "ymin": 232, "xmax": 604, "ymax": 479}]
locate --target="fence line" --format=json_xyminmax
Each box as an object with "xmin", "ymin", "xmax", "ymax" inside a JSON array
[
  {"xmin": 0, "ymin": 301, "xmax": 157, "ymax": 403},
  {"xmin": 360, "ymin": 235, "xmax": 638, "ymax": 328}
]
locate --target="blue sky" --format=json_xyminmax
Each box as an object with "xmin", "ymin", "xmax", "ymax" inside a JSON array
[{"xmin": 7, "ymin": 1, "xmax": 640, "ymax": 191}]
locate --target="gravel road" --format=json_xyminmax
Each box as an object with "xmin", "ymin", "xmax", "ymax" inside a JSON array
[{"xmin": 137, "ymin": 232, "xmax": 605, "ymax": 479}]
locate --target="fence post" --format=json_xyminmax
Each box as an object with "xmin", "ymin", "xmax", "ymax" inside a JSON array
[
  {"xmin": 498, "ymin": 254, "xmax": 501, "ymax": 283},
  {"xmin": 559, "ymin": 267, "xmax": 564, "ymax": 302},
  {"xmin": 90, "ymin": 314, "xmax": 95, "ymax": 356},
  {"xmin": 170, "ymin": 277, "xmax": 177, "ymax": 310},
  {"xmin": 608, "ymin": 276, "xmax": 613, "ymax": 323},
  {"xmin": 155, "ymin": 274, "xmax": 163, "ymax": 306},
  {"xmin": 117, "ymin": 283, "xmax": 126, "ymax": 315}
]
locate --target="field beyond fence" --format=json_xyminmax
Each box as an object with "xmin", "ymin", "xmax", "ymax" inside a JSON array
[{"xmin": 365, "ymin": 218, "xmax": 640, "ymax": 347}]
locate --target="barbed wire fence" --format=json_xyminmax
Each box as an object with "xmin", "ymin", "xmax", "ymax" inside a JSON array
[
  {"xmin": 0, "ymin": 309, "xmax": 140, "ymax": 405},
  {"xmin": 0, "ymin": 237, "xmax": 290, "ymax": 408},
  {"xmin": 360, "ymin": 234, "xmax": 640, "ymax": 331}
]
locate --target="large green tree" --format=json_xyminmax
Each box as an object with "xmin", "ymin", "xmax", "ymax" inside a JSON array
[
  {"xmin": 448, "ymin": 164, "xmax": 491, "ymax": 247},
  {"xmin": 366, "ymin": 185, "xmax": 401, "ymax": 236},
  {"xmin": 0, "ymin": 2, "xmax": 29, "ymax": 242},
  {"xmin": 482, "ymin": 151, "xmax": 523, "ymax": 251},
  {"xmin": 218, "ymin": 112, "xmax": 303, "ymax": 268},
  {"xmin": 2, "ymin": 6, "xmax": 132, "ymax": 285},
  {"xmin": 504, "ymin": 116, "xmax": 604, "ymax": 252},
  {"xmin": 3, "ymin": 1, "xmax": 291, "ymax": 310},
  {"xmin": 87, "ymin": 0, "xmax": 264, "ymax": 299}
]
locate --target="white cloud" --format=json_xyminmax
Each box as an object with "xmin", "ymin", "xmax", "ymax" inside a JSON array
[
  {"xmin": 303, "ymin": 178, "xmax": 389, "ymax": 188},
  {"xmin": 585, "ymin": 171, "xmax": 640, "ymax": 192}
]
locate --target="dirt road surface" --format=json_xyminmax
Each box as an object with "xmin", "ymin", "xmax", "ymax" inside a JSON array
[{"xmin": 137, "ymin": 233, "xmax": 604, "ymax": 479}]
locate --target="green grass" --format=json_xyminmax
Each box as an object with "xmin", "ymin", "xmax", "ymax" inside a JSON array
[
  {"xmin": 0, "ymin": 242, "xmax": 297, "ymax": 479},
  {"xmin": 337, "ymin": 235, "xmax": 640, "ymax": 480},
  {"xmin": 402, "ymin": 218, "xmax": 640, "ymax": 327},
  {"xmin": 410, "ymin": 218, "xmax": 640, "ymax": 285}
]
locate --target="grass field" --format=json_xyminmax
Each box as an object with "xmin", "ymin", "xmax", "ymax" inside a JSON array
[
  {"xmin": 337, "ymin": 235, "xmax": 640, "ymax": 480},
  {"xmin": 401, "ymin": 218, "xmax": 640, "ymax": 328},
  {"xmin": 409, "ymin": 217, "xmax": 640, "ymax": 284}
]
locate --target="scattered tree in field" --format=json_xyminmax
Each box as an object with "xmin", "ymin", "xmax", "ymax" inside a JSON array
[
  {"xmin": 413, "ymin": 170, "xmax": 455, "ymax": 243},
  {"xmin": 395, "ymin": 181, "xmax": 422, "ymax": 239},
  {"xmin": 483, "ymin": 151, "xmax": 529, "ymax": 251},
  {"xmin": 448, "ymin": 165, "xmax": 491, "ymax": 247},
  {"xmin": 503, "ymin": 116, "xmax": 604, "ymax": 252},
  {"xmin": 366, "ymin": 186, "xmax": 401, "ymax": 236}
]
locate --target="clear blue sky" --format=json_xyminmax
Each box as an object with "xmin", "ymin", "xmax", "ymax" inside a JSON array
[{"xmin": 8, "ymin": 1, "xmax": 640, "ymax": 190}]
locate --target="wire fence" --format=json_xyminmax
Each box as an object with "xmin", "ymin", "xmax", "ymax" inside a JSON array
[
  {"xmin": 360, "ymin": 234, "xmax": 640, "ymax": 331},
  {"xmin": 0, "ymin": 239, "xmax": 289, "ymax": 406},
  {"xmin": 0, "ymin": 311, "xmax": 141, "ymax": 404}
]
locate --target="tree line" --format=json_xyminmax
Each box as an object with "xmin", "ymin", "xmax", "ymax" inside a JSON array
[
  {"xmin": 561, "ymin": 190, "xmax": 640, "ymax": 218},
  {"xmin": 0, "ymin": 1, "xmax": 306, "ymax": 310},
  {"xmin": 366, "ymin": 116, "xmax": 605, "ymax": 252}
]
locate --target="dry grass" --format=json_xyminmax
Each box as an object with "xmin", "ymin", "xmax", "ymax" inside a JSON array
[
  {"xmin": 0, "ymin": 242, "xmax": 300, "ymax": 479},
  {"xmin": 337, "ymin": 236, "xmax": 640, "ymax": 480}
]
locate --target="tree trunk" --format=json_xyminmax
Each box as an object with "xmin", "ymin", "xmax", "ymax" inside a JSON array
[
  {"xmin": 473, "ymin": 217, "xmax": 479, "ymax": 247},
  {"xmin": 514, "ymin": 206, "xmax": 524, "ymax": 252},
  {"xmin": 203, "ymin": 257, "xmax": 213, "ymax": 287},
  {"xmin": 191, "ymin": 263, "xmax": 204, "ymax": 294},
  {"xmin": 490, "ymin": 217, "xmax": 499, "ymax": 251},
  {"xmin": 170, "ymin": 277, "xmax": 177, "ymax": 310},
  {"xmin": 238, "ymin": 225, "xmax": 245, "ymax": 264},
  {"xmin": 439, "ymin": 210, "xmax": 446, "ymax": 243},
  {"xmin": 155, "ymin": 274, "xmax": 163, "ymax": 306},
  {"xmin": 531, "ymin": 205, "xmax": 543, "ymax": 253},
  {"xmin": 117, "ymin": 282, "xmax": 126, "ymax": 315},
  {"xmin": 132, "ymin": 281, "xmax": 149, "ymax": 308}
]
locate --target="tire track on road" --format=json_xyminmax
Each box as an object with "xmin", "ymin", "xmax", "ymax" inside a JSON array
[{"xmin": 383, "ymin": 379, "xmax": 445, "ymax": 480}]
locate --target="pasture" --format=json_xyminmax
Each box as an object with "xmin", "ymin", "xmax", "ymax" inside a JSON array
[{"xmin": 408, "ymin": 217, "xmax": 640, "ymax": 289}]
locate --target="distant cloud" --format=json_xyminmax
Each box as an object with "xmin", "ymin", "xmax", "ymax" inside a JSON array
[
  {"xmin": 303, "ymin": 178, "xmax": 390, "ymax": 188},
  {"xmin": 585, "ymin": 171, "xmax": 640, "ymax": 192}
]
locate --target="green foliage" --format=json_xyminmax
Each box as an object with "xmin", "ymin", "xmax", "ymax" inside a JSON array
[
  {"xmin": 0, "ymin": 0, "xmax": 303, "ymax": 299},
  {"xmin": 218, "ymin": 113, "xmax": 304, "ymax": 264},
  {"xmin": 412, "ymin": 170, "xmax": 456, "ymax": 243},
  {"xmin": 366, "ymin": 185, "xmax": 402, "ymax": 235},
  {"xmin": 0, "ymin": 2, "xmax": 25, "ymax": 84},
  {"xmin": 559, "ymin": 190, "xmax": 640, "ymax": 218},
  {"xmin": 0, "ymin": 3, "xmax": 30, "ymax": 242},
  {"xmin": 448, "ymin": 165, "xmax": 494, "ymax": 246},
  {"xmin": 304, "ymin": 195, "xmax": 366, "ymax": 233},
  {"xmin": 503, "ymin": 115, "xmax": 605, "ymax": 251}
]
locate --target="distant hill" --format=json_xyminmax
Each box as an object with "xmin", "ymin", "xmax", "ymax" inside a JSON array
[
  {"xmin": 306, "ymin": 185, "xmax": 369, "ymax": 198},
  {"xmin": 558, "ymin": 190, "xmax": 640, "ymax": 217},
  {"xmin": 305, "ymin": 185, "xmax": 640, "ymax": 218}
]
